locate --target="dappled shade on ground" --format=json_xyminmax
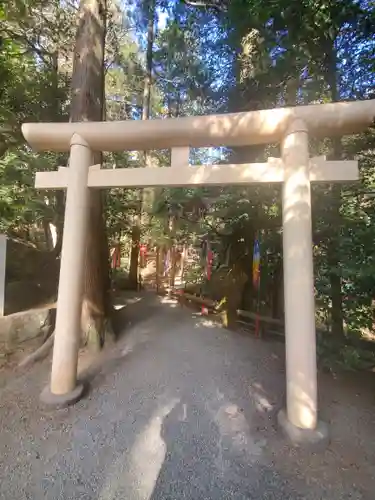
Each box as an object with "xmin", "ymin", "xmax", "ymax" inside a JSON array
[{"xmin": 0, "ymin": 292, "xmax": 374, "ymax": 499}]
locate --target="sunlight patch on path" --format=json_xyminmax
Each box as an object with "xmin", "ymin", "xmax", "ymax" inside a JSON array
[
  {"xmin": 207, "ymin": 394, "xmax": 267, "ymax": 476},
  {"xmin": 99, "ymin": 398, "xmax": 180, "ymax": 500}
]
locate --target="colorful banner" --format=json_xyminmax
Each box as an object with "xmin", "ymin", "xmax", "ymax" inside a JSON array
[{"xmin": 253, "ymin": 237, "xmax": 260, "ymax": 289}]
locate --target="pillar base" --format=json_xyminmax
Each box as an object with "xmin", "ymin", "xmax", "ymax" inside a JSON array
[
  {"xmin": 40, "ymin": 383, "xmax": 85, "ymax": 409},
  {"xmin": 277, "ymin": 409, "xmax": 329, "ymax": 451}
]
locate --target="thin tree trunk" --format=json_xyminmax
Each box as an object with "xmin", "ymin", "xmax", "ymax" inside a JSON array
[
  {"xmin": 50, "ymin": 50, "xmax": 59, "ymax": 120},
  {"xmin": 142, "ymin": 0, "xmax": 156, "ymax": 123},
  {"xmin": 167, "ymin": 213, "xmax": 176, "ymax": 295},
  {"xmin": 42, "ymin": 219, "xmax": 54, "ymax": 250},
  {"xmin": 326, "ymin": 43, "xmax": 344, "ymax": 337},
  {"xmin": 129, "ymin": 0, "xmax": 156, "ymax": 289},
  {"xmin": 156, "ymin": 246, "xmax": 160, "ymax": 293},
  {"xmin": 70, "ymin": 0, "xmax": 110, "ymax": 350},
  {"xmin": 142, "ymin": 0, "xmax": 156, "ymax": 202},
  {"xmin": 49, "ymin": 50, "xmax": 65, "ymax": 260},
  {"xmin": 327, "ymin": 144, "xmax": 344, "ymax": 337},
  {"xmin": 52, "ymin": 191, "xmax": 64, "ymax": 258},
  {"xmin": 129, "ymin": 216, "xmax": 141, "ymax": 289},
  {"xmin": 169, "ymin": 246, "xmax": 176, "ymax": 290},
  {"xmin": 179, "ymin": 244, "xmax": 187, "ymax": 281}
]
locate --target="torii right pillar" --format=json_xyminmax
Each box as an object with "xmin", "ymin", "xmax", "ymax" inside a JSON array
[{"xmin": 278, "ymin": 119, "xmax": 329, "ymax": 448}]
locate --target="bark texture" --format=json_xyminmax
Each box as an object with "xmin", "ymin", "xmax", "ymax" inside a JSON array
[
  {"xmin": 70, "ymin": 0, "xmax": 110, "ymax": 349},
  {"xmin": 129, "ymin": 0, "xmax": 156, "ymax": 289},
  {"xmin": 128, "ymin": 218, "xmax": 141, "ymax": 290},
  {"xmin": 142, "ymin": 0, "xmax": 155, "ymax": 123},
  {"xmin": 328, "ymin": 142, "xmax": 344, "ymax": 337},
  {"xmin": 326, "ymin": 44, "xmax": 344, "ymax": 337}
]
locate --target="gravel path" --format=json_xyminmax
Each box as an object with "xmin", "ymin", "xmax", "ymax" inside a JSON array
[{"xmin": 0, "ymin": 293, "xmax": 374, "ymax": 499}]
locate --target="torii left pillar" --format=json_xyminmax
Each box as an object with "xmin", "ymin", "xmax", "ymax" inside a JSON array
[{"xmin": 40, "ymin": 134, "xmax": 91, "ymax": 407}]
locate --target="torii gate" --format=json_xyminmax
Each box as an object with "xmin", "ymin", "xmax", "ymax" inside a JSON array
[{"xmin": 22, "ymin": 100, "xmax": 375, "ymax": 447}]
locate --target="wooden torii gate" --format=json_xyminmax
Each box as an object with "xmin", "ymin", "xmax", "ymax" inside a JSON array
[{"xmin": 22, "ymin": 100, "xmax": 375, "ymax": 447}]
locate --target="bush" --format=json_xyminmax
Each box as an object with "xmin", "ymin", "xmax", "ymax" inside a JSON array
[{"xmin": 317, "ymin": 333, "xmax": 375, "ymax": 372}]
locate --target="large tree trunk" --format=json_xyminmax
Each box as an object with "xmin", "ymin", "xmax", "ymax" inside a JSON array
[
  {"xmin": 129, "ymin": 0, "xmax": 156, "ymax": 289},
  {"xmin": 70, "ymin": 0, "xmax": 110, "ymax": 350}
]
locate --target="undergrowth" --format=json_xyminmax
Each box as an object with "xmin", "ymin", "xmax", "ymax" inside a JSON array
[{"xmin": 317, "ymin": 332, "xmax": 375, "ymax": 372}]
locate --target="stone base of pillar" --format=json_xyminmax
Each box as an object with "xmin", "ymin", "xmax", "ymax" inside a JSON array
[
  {"xmin": 40, "ymin": 383, "xmax": 85, "ymax": 409},
  {"xmin": 277, "ymin": 409, "xmax": 329, "ymax": 451}
]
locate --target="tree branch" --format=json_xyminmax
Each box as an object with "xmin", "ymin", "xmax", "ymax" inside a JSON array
[
  {"xmin": 3, "ymin": 27, "xmax": 52, "ymax": 66},
  {"xmin": 182, "ymin": 0, "xmax": 227, "ymax": 11},
  {"xmin": 179, "ymin": 213, "xmax": 228, "ymax": 238}
]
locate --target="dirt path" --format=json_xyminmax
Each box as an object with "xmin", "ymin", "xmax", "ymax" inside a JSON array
[{"xmin": 0, "ymin": 292, "xmax": 374, "ymax": 499}]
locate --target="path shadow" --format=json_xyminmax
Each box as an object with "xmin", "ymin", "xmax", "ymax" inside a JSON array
[
  {"xmin": 149, "ymin": 391, "xmax": 305, "ymax": 500},
  {"xmin": 111, "ymin": 291, "xmax": 164, "ymax": 337}
]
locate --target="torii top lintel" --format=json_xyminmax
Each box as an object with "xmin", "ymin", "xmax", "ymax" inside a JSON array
[{"xmin": 22, "ymin": 100, "xmax": 375, "ymax": 153}]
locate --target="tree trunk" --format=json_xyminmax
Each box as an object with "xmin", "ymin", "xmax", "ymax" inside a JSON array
[
  {"xmin": 169, "ymin": 246, "xmax": 176, "ymax": 291},
  {"xmin": 142, "ymin": 0, "xmax": 155, "ymax": 123},
  {"xmin": 142, "ymin": 0, "xmax": 156, "ymax": 208},
  {"xmin": 327, "ymin": 148, "xmax": 344, "ymax": 337},
  {"xmin": 42, "ymin": 218, "xmax": 54, "ymax": 250},
  {"xmin": 156, "ymin": 246, "xmax": 161, "ymax": 293},
  {"xmin": 179, "ymin": 244, "xmax": 187, "ymax": 281},
  {"xmin": 48, "ymin": 48, "xmax": 65, "ymax": 260},
  {"xmin": 129, "ymin": 216, "xmax": 141, "ymax": 290},
  {"xmin": 70, "ymin": 0, "xmax": 110, "ymax": 350},
  {"xmin": 52, "ymin": 191, "xmax": 64, "ymax": 258},
  {"xmin": 326, "ymin": 42, "xmax": 344, "ymax": 337},
  {"xmin": 129, "ymin": 0, "xmax": 156, "ymax": 288},
  {"xmin": 167, "ymin": 213, "xmax": 177, "ymax": 295}
]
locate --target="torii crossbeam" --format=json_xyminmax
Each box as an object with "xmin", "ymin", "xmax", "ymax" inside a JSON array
[
  {"xmin": 23, "ymin": 99, "xmax": 375, "ymax": 448},
  {"xmin": 35, "ymin": 156, "xmax": 358, "ymax": 189}
]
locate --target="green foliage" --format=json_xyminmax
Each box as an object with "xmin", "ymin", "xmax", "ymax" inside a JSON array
[
  {"xmin": 317, "ymin": 334, "xmax": 375, "ymax": 372},
  {"xmin": 1, "ymin": 0, "xmax": 375, "ymax": 368},
  {"xmin": 0, "ymin": 149, "xmax": 60, "ymax": 236}
]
